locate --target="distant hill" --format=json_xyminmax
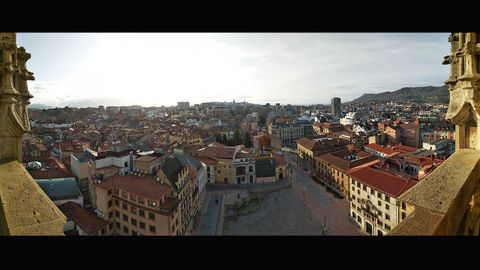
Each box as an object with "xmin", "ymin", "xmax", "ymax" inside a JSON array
[
  {"xmin": 29, "ymin": 103, "xmax": 52, "ymax": 110},
  {"xmin": 349, "ymin": 85, "xmax": 449, "ymax": 104}
]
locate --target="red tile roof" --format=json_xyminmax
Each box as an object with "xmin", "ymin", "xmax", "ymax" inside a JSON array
[
  {"xmin": 198, "ymin": 144, "xmax": 236, "ymax": 159},
  {"xmin": 94, "ymin": 174, "xmax": 172, "ymax": 201},
  {"xmin": 193, "ymin": 156, "xmax": 218, "ymax": 165},
  {"xmin": 28, "ymin": 167, "xmax": 73, "ymax": 179},
  {"xmin": 349, "ymin": 167, "xmax": 418, "ymax": 197},
  {"xmin": 272, "ymin": 155, "xmax": 288, "ymax": 167},
  {"xmin": 58, "ymin": 201, "xmax": 108, "ymax": 235}
]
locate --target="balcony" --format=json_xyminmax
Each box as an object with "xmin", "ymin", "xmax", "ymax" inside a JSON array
[
  {"xmin": 0, "ymin": 159, "xmax": 66, "ymax": 235},
  {"xmin": 390, "ymin": 149, "xmax": 480, "ymax": 235}
]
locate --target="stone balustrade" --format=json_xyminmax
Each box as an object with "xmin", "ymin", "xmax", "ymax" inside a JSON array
[
  {"xmin": 390, "ymin": 149, "xmax": 480, "ymax": 235},
  {"xmin": 0, "ymin": 159, "xmax": 66, "ymax": 235}
]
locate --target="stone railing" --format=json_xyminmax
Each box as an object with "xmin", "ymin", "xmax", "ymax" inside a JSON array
[
  {"xmin": 0, "ymin": 159, "xmax": 66, "ymax": 235},
  {"xmin": 390, "ymin": 149, "xmax": 480, "ymax": 235}
]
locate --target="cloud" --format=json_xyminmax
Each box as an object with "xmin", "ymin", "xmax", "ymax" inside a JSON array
[{"xmin": 19, "ymin": 33, "xmax": 450, "ymax": 107}]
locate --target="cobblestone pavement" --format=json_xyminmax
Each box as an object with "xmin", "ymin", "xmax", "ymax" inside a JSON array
[{"xmin": 223, "ymin": 152, "xmax": 363, "ymax": 235}]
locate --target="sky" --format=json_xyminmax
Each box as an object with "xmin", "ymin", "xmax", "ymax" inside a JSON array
[{"xmin": 17, "ymin": 33, "xmax": 451, "ymax": 108}]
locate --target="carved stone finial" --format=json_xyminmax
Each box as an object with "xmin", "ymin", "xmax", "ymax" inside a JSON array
[
  {"xmin": 444, "ymin": 33, "xmax": 480, "ymax": 150},
  {"xmin": 0, "ymin": 33, "xmax": 34, "ymax": 161}
]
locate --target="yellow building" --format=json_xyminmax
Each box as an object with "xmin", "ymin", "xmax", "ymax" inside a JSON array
[
  {"xmin": 296, "ymin": 137, "xmax": 352, "ymax": 170},
  {"xmin": 314, "ymin": 149, "xmax": 378, "ymax": 196},
  {"xmin": 157, "ymin": 157, "xmax": 197, "ymax": 235},
  {"xmin": 93, "ymin": 174, "xmax": 180, "ymax": 235}
]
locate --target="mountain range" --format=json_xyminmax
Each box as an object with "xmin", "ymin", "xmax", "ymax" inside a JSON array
[{"xmin": 349, "ymin": 85, "xmax": 449, "ymax": 104}]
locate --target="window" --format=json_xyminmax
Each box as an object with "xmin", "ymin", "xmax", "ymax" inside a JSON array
[
  {"xmin": 122, "ymin": 202, "xmax": 128, "ymax": 210},
  {"xmin": 352, "ymin": 212, "xmax": 356, "ymax": 218},
  {"xmin": 108, "ymin": 189, "xmax": 112, "ymax": 195},
  {"xmin": 101, "ymin": 228, "xmax": 106, "ymax": 235},
  {"xmin": 357, "ymin": 189, "xmax": 360, "ymax": 195},
  {"xmin": 378, "ymin": 201, "xmax": 382, "ymax": 207},
  {"xmin": 249, "ymin": 166, "xmax": 253, "ymax": 172},
  {"xmin": 123, "ymin": 214, "xmax": 128, "ymax": 222},
  {"xmin": 402, "ymin": 212, "xmax": 406, "ymax": 220},
  {"xmin": 363, "ymin": 185, "xmax": 367, "ymax": 191},
  {"xmin": 131, "ymin": 207, "xmax": 137, "ymax": 215},
  {"xmin": 378, "ymin": 211, "xmax": 383, "ymax": 217},
  {"xmin": 124, "ymin": 161, "xmax": 128, "ymax": 168},
  {"xmin": 123, "ymin": 226, "xmax": 129, "ymax": 234},
  {"xmin": 385, "ymin": 224, "xmax": 391, "ymax": 230},
  {"xmin": 377, "ymin": 191, "xmax": 382, "ymax": 199},
  {"xmin": 357, "ymin": 182, "xmax": 360, "ymax": 188},
  {"xmin": 402, "ymin": 202, "xmax": 406, "ymax": 210},
  {"xmin": 149, "ymin": 225, "xmax": 156, "ymax": 233},
  {"xmin": 108, "ymin": 212, "xmax": 113, "ymax": 219},
  {"xmin": 352, "ymin": 195, "xmax": 356, "ymax": 200},
  {"xmin": 370, "ymin": 189, "xmax": 374, "ymax": 195},
  {"xmin": 114, "ymin": 188, "xmax": 119, "ymax": 195},
  {"xmin": 138, "ymin": 197, "xmax": 145, "ymax": 205},
  {"xmin": 148, "ymin": 212, "xmax": 155, "ymax": 221},
  {"xmin": 131, "ymin": 230, "xmax": 137, "ymax": 236},
  {"xmin": 378, "ymin": 230, "xmax": 383, "ymax": 236},
  {"xmin": 115, "ymin": 222, "xmax": 120, "ymax": 229},
  {"xmin": 121, "ymin": 191, "xmax": 128, "ymax": 198},
  {"xmin": 115, "ymin": 210, "xmax": 120, "ymax": 218},
  {"xmin": 139, "ymin": 209, "xmax": 145, "ymax": 217},
  {"xmin": 351, "ymin": 202, "xmax": 355, "ymax": 208},
  {"xmin": 385, "ymin": 195, "xmax": 390, "ymax": 203},
  {"xmin": 148, "ymin": 200, "xmax": 156, "ymax": 207},
  {"xmin": 385, "ymin": 214, "xmax": 390, "ymax": 221},
  {"xmin": 114, "ymin": 199, "xmax": 119, "ymax": 206},
  {"xmin": 131, "ymin": 218, "xmax": 137, "ymax": 226},
  {"xmin": 139, "ymin": 222, "xmax": 146, "ymax": 230},
  {"xmin": 108, "ymin": 200, "xmax": 112, "ymax": 208},
  {"xmin": 130, "ymin": 194, "xmax": 136, "ymax": 202},
  {"xmin": 377, "ymin": 220, "xmax": 383, "ymax": 227},
  {"xmin": 352, "ymin": 186, "xmax": 355, "ymax": 191},
  {"xmin": 385, "ymin": 204, "xmax": 390, "ymax": 210},
  {"xmin": 109, "ymin": 223, "xmax": 113, "ymax": 230}
]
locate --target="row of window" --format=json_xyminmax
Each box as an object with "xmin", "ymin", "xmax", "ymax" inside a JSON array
[
  {"xmin": 110, "ymin": 188, "xmax": 157, "ymax": 207},
  {"xmin": 351, "ymin": 180, "xmax": 390, "ymax": 202},
  {"xmin": 113, "ymin": 200, "xmax": 156, "ymax": 220},
  {"xmin": 115, "ymin": 221, "xmax": 155, "ymax": 234},
  {"xmin": 351, "ymin": 201, "xmax": 391, "ymax": 221}
]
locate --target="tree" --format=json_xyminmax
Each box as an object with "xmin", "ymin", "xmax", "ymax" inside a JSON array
[
  {"xmin": 222, "ymin": 134, "xmax": 228, "ymax": 145},
  {"xmin": 244, "ymin": 132, "xmax": 252, "ymax": 148},
  {"xmin": 215, "ymin": 133, "xmax": 223, "ymax": 143},
  {"xmin": 259, "ymin": 116, "xmax": 266, "ymax": 126},
  {"xmin": 233, "ymin": 130, "xmax": 241, "ymax": 146}
]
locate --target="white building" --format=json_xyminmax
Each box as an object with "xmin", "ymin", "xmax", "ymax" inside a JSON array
[
  {"xmin": 349, "ymin": 167, "xmax": 417, "ymax": 235},
  {"xmin": 340, "ymin": 112, "xmax": 359, "ymax": 126}
]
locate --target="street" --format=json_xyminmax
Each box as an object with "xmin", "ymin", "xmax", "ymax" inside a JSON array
[
  {"xmin": 195, "ymin": 151, "xmax": 362, "ymax": 235},
  {"xmin": 223, "ymin": 152, "xmax": 362, "ymax": 235}
]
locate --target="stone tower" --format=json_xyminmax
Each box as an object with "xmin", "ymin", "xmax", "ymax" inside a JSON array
[{"xmin": 0, "ymin": 33, "xmax": 35, "ymax": 162}]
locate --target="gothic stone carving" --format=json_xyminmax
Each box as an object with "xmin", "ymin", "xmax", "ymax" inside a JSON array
[
  {"xmin": 0, "ymin": 33, "xmax": 34, "ymax": 161},
  {"xmin": 444, "ymin": 33, "xmax": 480, "ymax": 149}
]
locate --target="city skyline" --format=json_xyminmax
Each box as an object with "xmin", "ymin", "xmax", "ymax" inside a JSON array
[{"xmin": 18, "ymin": 33, "xmax": 450, "ymax": 108}]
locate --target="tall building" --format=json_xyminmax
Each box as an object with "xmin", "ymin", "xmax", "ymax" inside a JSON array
[
  {"xmin": 331, "ymin": 97, "xmax": 341, "ymax": 118},
  {"xmin": 177, "ymin": 101, "xmax": 190, "ymax": 111}
]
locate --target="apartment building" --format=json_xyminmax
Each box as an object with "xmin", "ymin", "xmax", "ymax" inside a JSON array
[
  {"xmin": 349, "ymin": 167, "xmax": 417, "ymax": 235},
  {"xmin": 93, "ymin": 174, "xmax": 180, "ymax": 236},
  {"xmin": 157, "ymin": 157, "xmax": 198, "ymax": 235},
  {"xmin": 296, "ymin": 137, "xmax": 352, "ymax": 170},
  {"xmin": 314, "ymin": 149, "xmax": 378, "ymax": 196},
  {"xmin": 268, "ymin": 121, "xmax": 313, "ymax": 145}
]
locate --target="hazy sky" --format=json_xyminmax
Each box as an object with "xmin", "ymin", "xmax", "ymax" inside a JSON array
[{"xmin": 17, "ymin": 33, "xmax": 450, "ymax": 107}]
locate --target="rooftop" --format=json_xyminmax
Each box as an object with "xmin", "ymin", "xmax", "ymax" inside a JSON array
[
  {"xmin": 58, "ymin": 201, "xmax": 108, "ymax": 235},
  {"xmin": 35, "ymin": 177, "xmax": 83, "ymax": 202},
  {"xmin": 95, "ymin": 174, "xmax": 172, "ymax": 202},
  {"xmin": 349, "ymin": 166, "xmax": 418, "ymax": 198}
]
